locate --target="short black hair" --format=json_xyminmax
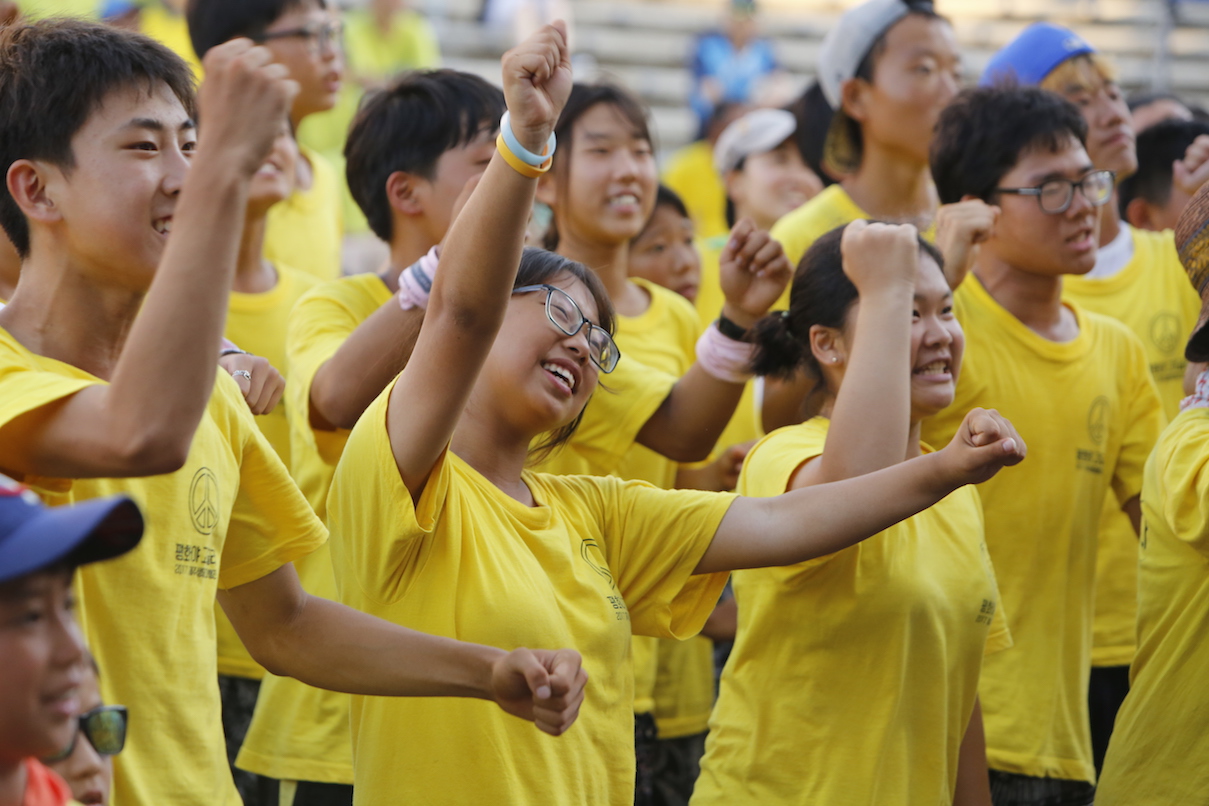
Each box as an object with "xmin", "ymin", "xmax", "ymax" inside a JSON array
[
  {"xmin": 186, "ymin": 0, "xmax": 326, "ymax": 59},
  {"xmin": 636, "ymin": 185, "xmax": 690, "ymax": 242},
  {"xmin": 344, "ymin": 69, "xmax": 504, "ymax": 243},
  {"xmin": 1119, "ymin": 117, "xmax": 1209, "ymax": 214},
  {"xmin": 931, "ymin": 86, "xmax": 1088, "ymax": 206},
  {"xmin": 0, "ymin": 19, "xmax": 197, "ymax": 257}
]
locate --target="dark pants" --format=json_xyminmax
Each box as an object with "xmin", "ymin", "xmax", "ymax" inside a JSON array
[
  {"xmin": 650, "ymin": 732, "xmax": 707, "ymax": 806},
  {"xmin": 1088, "ymin": 664, "xmax": 1130, "ymax": 774},
  {"xmin": 988, "ymin": 770, "xmax": 1095, "ymax": 806},
  {"xmin": 634, "ymin": 712, "xmax": 658, "ymax": 806},
  {"xmin": 259, "ymin": 780, "xmax": 354, "ymax": 806},
  {"xmin": 218, "ymin": 675, "xmax": 264, "ymax": 806}
]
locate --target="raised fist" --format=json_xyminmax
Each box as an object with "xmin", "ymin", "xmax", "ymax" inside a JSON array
[
  {"xmin": 840, "ymin": 219, "xmax": 920, "ymax": 294},
  {"xmin": 935, "ymin": 200, "xmax": 998, "ymax": 289},
  {"xmin": 719, "ymin": 218, "xmax": 793, "ymax": 328},
  {"xmin": 500, "ymin": 22, "xmax": 573, "ymax": 156}
]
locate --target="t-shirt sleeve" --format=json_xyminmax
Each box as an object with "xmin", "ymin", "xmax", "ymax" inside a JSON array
[
  {"xmin": 212, "ymin": 374, "xmax": 328, "ymax": 589},
  {"xmin": 1156, "ymin": 410, "xmax": 1209, "ymax": 557},
  {"xmin": 596, "ymin": 478, "xmax": 736, "ymax": 641},
  {"xmin": 0, "ymin": 356, "xmax": 99, "ymax": 491},
  {"xmin": 1112, "ymin": 335, "xmax": 1165, "ymax": 508}
]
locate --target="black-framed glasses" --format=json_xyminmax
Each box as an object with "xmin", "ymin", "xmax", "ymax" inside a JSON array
[
  {"xmin": 995, "ymin": 169, "xmax": 1116, "ymax": 214},
  {"xmin": 513, "ymin": 284, "xmax": 620, "ymax": 373},
  {"xmin": 43, "ymin": 705, "xmax": 128, "ymax": 762},
  {"xmin": 255, "ymin": 19, "xmax": 344, "ymax": 55}
]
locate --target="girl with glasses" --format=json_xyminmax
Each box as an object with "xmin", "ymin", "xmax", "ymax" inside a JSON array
[
  {"xmin": 326, "ymin": 23, "xmax": 1027, "ymax": 806},
  {"xmin": 45, "ymin": 656, "xmax": 125, "ymax": 806}
]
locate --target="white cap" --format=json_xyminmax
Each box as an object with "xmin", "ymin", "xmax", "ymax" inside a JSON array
[
  {"xmin": 713, "ymin": 108, "xmax": 799, "ymax": 175},
  {"xmin": 817, "ymin": 0, "xmax": 914, "ymax": 108}
]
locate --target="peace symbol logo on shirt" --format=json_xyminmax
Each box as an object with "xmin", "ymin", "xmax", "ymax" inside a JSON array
[
  {"xmin": 579, "ymin": 538, "xmax": 616, "ymax": 590},
  {"xmin": 1087, "ymin": 396, "xmax": 1110, "ymax": 446},
  {"xmin": 189, "ymin": 467, "xmax": 219, "ymax": 536},
  {"xmin": 1150, "ymin": 311, "xmax": 1182, "ymax": 355}
]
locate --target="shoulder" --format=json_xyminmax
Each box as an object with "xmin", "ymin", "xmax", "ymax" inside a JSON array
[
  {"xmin": 293, "ymin": 273, "xmax": 391, "ymax": 321},
  {"xmin": 739, "ymin": 418, "xmax": 829, "ymax": 496}
]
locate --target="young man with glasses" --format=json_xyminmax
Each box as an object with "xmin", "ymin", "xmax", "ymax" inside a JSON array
[
  {"xmin": 981, "ymin": 23, "xmax": 1209, "ymax": 775},
  {"xmin": 187, "ymin": 0, "xmax": 346, "ymax": 283},
  {"xmin": 923, "ymin": 85, "xmax": 1164, "ymax": 806}
]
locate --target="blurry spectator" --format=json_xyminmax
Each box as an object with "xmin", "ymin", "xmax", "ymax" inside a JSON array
[
  {"xmin": 138, "ymin": 0, "xmax": 204, "ymax": 81},
  {"xmin": 786, "ymin": 80, "xmax": 842, "ymax": 187},
  {"xmin": 481, "ymin": 0, "xmax": 574, "ymax": 48},
  {"xmin": 663, "ymin": 102, "xmax": 749, "ymax": 241},
  {"xmin": 1128, "ymin": 91, "xmax": 1193, "ymax": 133},
  {"xmin": 344, "ymin": 0, "xmax": 439, "ymax": 91},
  {"xmin": 1120, "ymin": 117, "xmax": 1209, "ymax": 231},
  {"xmin": 44, "ymin": 656, "xmax": 124, "ymax": 806},
  {"xmin": 12, "ymin": 0, "xmax": 93, "ymax": 18},
  {"xmin": 99, "ymin": 0, "xmax": 140, "ymax": 29},
  {"xmin": 690, "ymin": 0, "xmax": 784, "ymax": 136}
]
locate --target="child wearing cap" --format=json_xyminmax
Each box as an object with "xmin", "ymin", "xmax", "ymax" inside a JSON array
[
  {"xmin": 926, "ymin": 85, "xmax": 1164, "ymax": 806},
  {"xmin": 1095, "ymin": 188, "xmax": 1209, "ymax": 805},
  {"xmin": 982, "ymin": 22, "xmax": 1209, "ymax": 770},
  {"xmin": 0, "ymin": 475, "xmax": 143, "ymax": 806}
]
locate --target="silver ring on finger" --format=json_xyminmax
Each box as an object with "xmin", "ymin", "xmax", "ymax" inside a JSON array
[{"xmin": 231, "ymin": 370, "xmax": 252, "ymax": 380}]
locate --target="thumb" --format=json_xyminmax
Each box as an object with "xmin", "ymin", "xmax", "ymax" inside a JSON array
[
  {"xmin": 517, "ymin": 649, "xmax": 552, "ymax": 700},
  {"xmin": 550, "ymin": 650, "xmax": 583, "ymax": 693}
]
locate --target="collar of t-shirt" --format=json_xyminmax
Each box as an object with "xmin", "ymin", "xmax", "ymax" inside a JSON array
[{"xmin": 1084, "ymin": 223, "xmax": 1135, "ymax": 280}]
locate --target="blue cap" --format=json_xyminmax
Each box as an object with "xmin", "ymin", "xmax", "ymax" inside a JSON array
[
  {"xmin": 980, "ymin": 23, "xmax": 1096, "ymax": 88},
  {"xmin": 0, "ymin": 475, "xmax": 143, "ymax": 584}
]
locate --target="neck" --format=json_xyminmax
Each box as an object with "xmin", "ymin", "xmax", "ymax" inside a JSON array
[
  {"xmin": 233, "ymin": 214, "xmax": 277, "ymax": 294},
  {"xmin": 973, "ymin": 256, "xmax": 1068, "ymax": 335},
  {"xmin": 0, "ymin": 758, "xmax": 26, "ymax": 806},
  {"xmin": 381, "ymin": 225, "xmax": 438, "ymax": 293},
  {"xmin": 841, "ymin": 143, "xmax": 936, "ymax": 223},
  {"xmin": 450, "ymin": 405, "xmax": 536, "ymax": 504},
  {"xmin": 0, "ymin": 248, "xmax": 142, "ymax": 380},
  {"xmin": 557, "ymin": 228, "xmax": 648, "ymax": 315},
  {"xmin": 1098, "ymin": 194, "xmax": 1122, "ymax": 247}
]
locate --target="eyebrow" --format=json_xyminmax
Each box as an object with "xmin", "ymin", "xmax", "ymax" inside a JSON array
[
  {"xmin": 124, "ymin": 117, "xmax": 196, "ymax": 133},
  {"xmin": 1026, "ymin": 166, "xmax": 1095, "ymax": 184}
]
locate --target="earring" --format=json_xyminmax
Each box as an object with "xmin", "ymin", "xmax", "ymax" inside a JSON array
[{"xmin": 831, "ymin": 356, "xmax": 840, "ymax": 363}]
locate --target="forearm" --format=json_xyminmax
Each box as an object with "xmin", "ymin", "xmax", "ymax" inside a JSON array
[
  {"xmin": 311, "ymin": 304, "xmax": 425, "ymax": 430},
  {"xmin": 953, "ymin": 698, "xmax": 992, "ymax": 806},
  {"xmin": 637, "ymin": 364, "xmax": 744, "ymax": 462},
  {"xmin": 697, "ymin": 451, "xmax": 954, "ymax": 573}
]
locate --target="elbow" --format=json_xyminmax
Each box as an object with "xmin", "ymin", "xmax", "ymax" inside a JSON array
[
  {"xmin": 661, "ymin": 433, "xmax": 715, "ymax": 464},
  {"xmin": 112, "ymin": 428, "xmax": 191, "ymax": 476},
  {"xmin": 310, "ymin": 384, "xmax": 360, "ymax": 431}
]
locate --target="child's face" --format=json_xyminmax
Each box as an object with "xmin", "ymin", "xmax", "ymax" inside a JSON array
[
  {"xmin": 262, "ymin": 2, "xmax": 344, "ymax": 123},
  {"xmin": 45, "ymin": 665, "xmax": 112, "ymax": 806},
  {"xmin": 247, "ymin": 129, "xmax": 300, "ymax": 217},
  {"xmin": 728, "ymin": 140, "xmax": 823, "ymax": 229},
  {"xmin": 628, "ymin": 204, "xmax": 701, "ymax": 302},
  {"xmin": 985, "ymin": 139, "xmax": 1102, "ymax": 277},
  {"xmin": 39, "ymin": 83, "xmax": 194, "ymax": 290},
  {"xmin": 0, "ymin": 570, "xmax": 86, "ymax": 763}
]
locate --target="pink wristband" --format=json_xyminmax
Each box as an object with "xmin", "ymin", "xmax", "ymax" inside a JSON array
[
  {"xmin": 1181, "ymin": 368, "xmax": 1209, "ymax": 411},
  {"xmin": 396, "ymin": 246, "xmax": 442, "ymax": 311},
  {"xmin": 695, "ymin": 323, "xmax": 756, "ymax": 384}
]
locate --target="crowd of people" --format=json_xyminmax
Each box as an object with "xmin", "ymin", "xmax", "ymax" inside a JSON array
[{"xmin": 3, "ymin": 1, "xmax": 1209, "ymax": 806}]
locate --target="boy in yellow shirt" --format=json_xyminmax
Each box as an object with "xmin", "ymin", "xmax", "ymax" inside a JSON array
[
  {"xmin": 187, "ymin": 0, "xmax": 346, "ymax": 282},
  {"xmin": 924, "ymin": 85, "xmax": 1164, "ymax": 805},
  {"xmin": 0, "ymin": 21, "xmax": 583, "ymax": 806}
]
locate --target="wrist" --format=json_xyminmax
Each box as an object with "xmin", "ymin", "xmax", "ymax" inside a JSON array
[
  {"xmin": 469, "ymin": 643, "xmax": 507, "ymax": 702},
  {"xmin": 720, "ymin": 303, "xmax": 759, "ymax": 331}
]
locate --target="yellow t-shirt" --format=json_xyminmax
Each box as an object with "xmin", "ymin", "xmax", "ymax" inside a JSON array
[
  {"xmin": 662, "ymin": 140, "xmax": 728, "ymax": 241},
  {"xmin": 138, "ymin": 4, "xmax": 204, "ymax": 84},
  {"xmin": 1063, "ymin": 226, "xmax": 1196, "ymax": 666},
  {"xmin": 327, "ymin": 387, "xmax": 735, "ymax": 805},
  {"xmin": 769, "ymin": 184, "xmax": 937, "ymax": 311},
  {"xmin": 264, "ymin": 146, "xmax": 344, "ymax": 283},
  {"xmin": 1096, "ymin": 408, "xmax": 1209, "ymax": 804},
  {"xmin": 695, "ymin": 417, "xmax": 1010, "ymax": 805},
  {"xmin": 0, "ymin": 328, "xmax": 326, "ymax": 806},
  {"xmin": 237, "ymin": 271, "xmax": 393, "ymax": 784},
  {"xmin": 216, "ymin": 264, "xmax": 318, "ymax": 680},
  {"xmin": 343, "ymin": 9, "xmax": 440, "ymax": 81},
  {"xmin": 920, "ymin": 275, "xmax": 1164, "ymax": 783}
]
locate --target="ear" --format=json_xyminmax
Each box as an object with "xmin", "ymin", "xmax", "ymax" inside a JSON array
[
  {"xmin": 808, "ymin": 323, "xmax": 847, "ymax": 368},
  {"xmin": 1124, "ymin": 197, "xmax": 1153, "ymax": 231},
  {"xmin": 840, "ymin": 77, "xmax": 871, "ymax": 125},
  {"xmin": 7, "ymin": 160, "xmax": 62, "ymax": 227},
  {"xmin": 385, "ymin": 170, "xmax": 425, "ymax": 218},
  {"xmin": 535, "ymin": 170, "xmax": 558, "ymax": 207}
]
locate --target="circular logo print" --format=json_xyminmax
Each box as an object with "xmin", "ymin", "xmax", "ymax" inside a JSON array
[
  {"xmin": 1087, "ymin": 396, "xmax": 1110, "ymax": 446},
  {"xmin": 1150, "ymin": 311, "xmax": 1182, "ymax": 355},
  {"xmin": 189, "ymin": 467, "xmax": 219, "ymax": 536},
  {"xmin": 580, "ymin": 538, "xmax": 615, "ymax": 590}
]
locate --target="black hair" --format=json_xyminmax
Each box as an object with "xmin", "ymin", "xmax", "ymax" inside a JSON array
[
  {"xmin": 0, "ymin": 19, "xmax": 198, "ymax": 257},
  {"xmin": 186, "ymin": 0, "xmax": 326, "ymax": 59},
  {"xmin": 749, "ymin": 223, "xmax": 943, "ymax": 406},
  {"xmin": 345, "ymin": 69, "xmax": 505, "ymax": 242},
  {"xmin": 637, "ymin": 184, "xmax": 690, "ymax": 243},
  {"xmin": 543, "ymin": 81, "xmax": 652, "ymax": 251},
  {"xmin": 930, "ymin": 86, "xmax": 1088, "ymax": 205},
  {"xmin": 514, "ymin": 247, "xmax": 617, "ymax": 463},
  {"xmin": 1119, "ymin": 117, "xmax": 1209, "ymax": 214},
  {"xmin": 787, "ymin": 81, "xmax": 837, "ymax": 187},
  {"xmin": 837, "ymin": 1, "xmax": 944, "ymax": 170}
]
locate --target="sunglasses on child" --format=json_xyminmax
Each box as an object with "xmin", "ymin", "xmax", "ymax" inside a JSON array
[
  {"xmin": 513, "ymin": 284, "xmax": 620, "ymax": 373},
  {"xmin": 42, "ymin": 705, "xmax": 128, "ymax": 762}
]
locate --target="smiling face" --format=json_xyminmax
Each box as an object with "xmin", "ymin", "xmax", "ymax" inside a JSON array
[
  {"xmin": 45, "ymin": 664, "xmax": 111, "ymax": 806},
  {"xmin": 544, "ymin": 103, "xmax": 658, "ymax": 249},
  {"xmin": 628, "ymin": 203, "xmax": 701, "ymax": 302},
  {"xmin": 30, "ymin": 83, "xmax": 194, "ymax": 291},
  {"xmin": 0, "ymin": 569, "xmax": 85, "ymax": 764},
  {"xmin": 727, "ymin": 139, "xmax": 823, "ymax": 231},
  {"xmin": 985, "ymin": 138, "xmax": 1102, "ymax": 277},
  {"xmin": 907, "ymin": 254, "xmax": 963, "ymax": 418}
]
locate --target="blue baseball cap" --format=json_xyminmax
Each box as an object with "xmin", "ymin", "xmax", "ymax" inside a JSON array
[
  {"xmin": 980, "ymin": 23, "xmax": 1097, "ymax": 88},
  {"xmin": 0, "ymin": 475, "xmax": 143, "ymax": 584}
]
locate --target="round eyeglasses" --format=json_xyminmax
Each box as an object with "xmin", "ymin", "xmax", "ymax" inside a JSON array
[
  {"xmin": 995, "ymin": 169, "xmax": 1116, "ymax": 215},
  {"xmin": 43, "ymin": 705, "xmax": 128, "ymax": 762},
  {"xmin": 255, "ymin": 19, "xmax": 344, "ymax": 56},
  {"xmin": 513, "ymin": 284, "xmax": 620, "ymax": 373}
]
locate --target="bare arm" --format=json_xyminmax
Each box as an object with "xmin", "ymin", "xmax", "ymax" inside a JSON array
[
  {"xmin": 0, "ymin": 42, "xmax": 295, "ymax": 478},
  {"xmin": 217, "ymin": 564, "xmax": 586, "ymax": 735},
  {"xmin": 1124, "ymin": 494, "xmax": 1142, "ymax": 536},
  {"xmin": 953, "ymin": 698, "xmax": 993, "ymax": 806},
  {"xmin": 695, "ymin": 408, "xmax": 1026, "ymax": 574}
]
